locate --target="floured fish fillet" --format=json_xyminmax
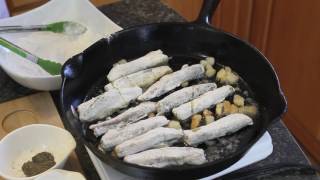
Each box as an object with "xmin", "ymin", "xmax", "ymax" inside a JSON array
[
  {"xmin": 89, "ymin": 102, "xmax": 157, "ymax": 137},
  {"xmin": 107, "ymin": 50, "xmax": 169, "ymax": 81},
  {"xmin": 184, "ymin": 113, "xmax": 253, "ymax": 146},
  {"xmin": 77, "ymin": 87, "xmax": 142, "ymax": 122},
  {"xmin": 124, "ymin": 147, "xmax": 207, "ymax": 168},
  {"xmin": 157, "ymin": 83, "xmax": 217, "ymax": 115},
  {"xmin": 172, "ymin": 85, "xmax": 234, "ymax": 121},
  {"xmin": 105, "ymin": 66, "xmax": 172, "ymax": 91},
  {"xmin": 138, "ymin": 64, "xmax": 205, "ymax": 101},
  {"xmin": 100, "ymin": 116, "xmax": 169, "ymax": 151},
  {"xmin": 115, "ymin": 127, "xmax": 183, "ymax": 157}
]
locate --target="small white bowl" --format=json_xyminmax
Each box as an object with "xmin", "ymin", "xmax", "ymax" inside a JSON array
[
  {"xmin": 35, "ymin": 169, "xmax": 85, "ymax": 180},
  {"xmin": 0, "ymin": 124, "xmax": 76, "ymax": 180}
]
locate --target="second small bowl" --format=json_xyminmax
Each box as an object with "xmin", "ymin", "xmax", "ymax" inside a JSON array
[{"xmin": 0, "ymin": 124, "xmax": 76, "ymax": 180}]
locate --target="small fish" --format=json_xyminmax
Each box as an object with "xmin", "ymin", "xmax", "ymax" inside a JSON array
[
  {"xmin": 114, "ymin": 127, "xmax": 183, "ymax": 157},
  {"xmin": 183, "ymin": 113, "xmax": 253, "ymax": 146},
  {"xmin": 107, "ymin": 50, "xmax": 169, "ymax": 81},
  {"xmin": 100, "ymin": 116, "xmax": 169, "ymax": 151},
  {"xmin": 105, "ymin": 66, "xmax": 172, "ymax": 91},
  {"xmin": 172, "ymin": 85, "xmax": 234, "ymax": 121},
  {"xmin": 138, "ymin": 64, "xmax": 205, "ymax": 101},
  {"xmin": 124, "ymin": 147, "xmax": 207, "ymax": 168},
  {"xmin": 89, "ymin": 102, "xmax": 157, "ymax": 137},
  {"xmin": 157, "ymin": 83, "xmax": 217, "ymax": 115},
  {"xmin": 77, "ymin": 87, "xmax": 142, "ymax": 122}
]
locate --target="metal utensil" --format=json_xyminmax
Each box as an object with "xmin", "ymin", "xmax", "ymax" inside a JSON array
[
  {"xmin": 0, "ymin": 21, "xmax": 87, "ymax": 36},
  {"xmin": 0, "ymin": 37, "xmax": 62, "ymax": 75}
]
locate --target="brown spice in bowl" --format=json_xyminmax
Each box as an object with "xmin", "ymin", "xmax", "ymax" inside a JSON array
[{"xmin": 21, "ymin": 152, "xmax": 56, "ymax": 177}]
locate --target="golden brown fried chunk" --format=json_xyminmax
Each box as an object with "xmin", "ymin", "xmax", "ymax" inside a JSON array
[
  {"xmin": 216, "ymin": 66, "xmax": 239, "ymax": 84},
  {"xmin": 191, "ymin": 114, "xmax": 202, "ymax": 129},
  {"xmin": 204, "ymin": 115, "xmax": 214, "ymax": 124},
  {"xmin": 239, "ymin": 105, "xmax": 258, "ymax": 117},
  {"xmin": 167, "ymin": 121, "xmax": 182, "ymax": 129},
  {"xmin": 233, "ymin": 94, "xmax": 245, "ymax": 107},
  {"xmin": 216, "ymin": 100, "xmax": 240, "ymax": 117}
]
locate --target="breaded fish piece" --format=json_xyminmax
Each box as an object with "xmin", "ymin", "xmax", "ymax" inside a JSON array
[
  {"xmin": 115, "ymin": 127, "xmax": 183, "ymax": 157},
  {"xmin": 107, "ymin": 50, "xmax": 169, "ymax": 81},
  {"xmin": 157, "ymin": 83, "xmax": 217, "ymax": 115},
  {"xmin": 172, "ymin": 85, "xmax": 234, "ymax": 121},
  {"xmin": 124, "ymin": 147, "xmax": 207, "ymax": 168},
  {"xmin": 100, "ymin": 116, "xmax": 169, "ymax": 151},
  {"xmin": 138, "ymin": 64, "xmax": 205, "ymax": 101},
  {"xmin": 89, "ymin": 102, "xmax": 157, "ymax": 137},
  {"xmin": 105, "ymin": 66, "xmax": 172, "ymax": 91},
  {"xmin": 184, "ymin": 113, "xmax": 253, "ymax": 145},
  {"xmin": 77, "ymin": 87, "xmax": 142, "ymax": 122}
]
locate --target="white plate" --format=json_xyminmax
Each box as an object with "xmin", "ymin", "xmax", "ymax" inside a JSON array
[{"xmin": 0, "ymin": 0, "xmax": 121, "ymax": 90}]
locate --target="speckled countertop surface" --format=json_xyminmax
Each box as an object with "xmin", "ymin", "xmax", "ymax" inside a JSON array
[{"xmin": 0, "ymin": 0, "xmax": 318, "ymax": 179}]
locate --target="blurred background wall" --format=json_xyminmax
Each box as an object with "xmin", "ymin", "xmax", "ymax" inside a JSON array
[{"xmin": 0, "ymin": 0, "xmax": 9, "ymax": 18}]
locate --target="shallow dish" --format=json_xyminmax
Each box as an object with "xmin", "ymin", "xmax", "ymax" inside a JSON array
[
  {"xmin": 0, "ymin": 124, "xmax": 76, "ymax": 180},
  {"xmin": 0, "ymin": 0, "xmax": 121, "ymax": 90}
]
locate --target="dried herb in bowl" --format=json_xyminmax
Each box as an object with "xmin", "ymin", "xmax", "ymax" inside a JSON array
[{"xmin": 22, "ymin": 152, "xmax": 56, "ymax": 177}]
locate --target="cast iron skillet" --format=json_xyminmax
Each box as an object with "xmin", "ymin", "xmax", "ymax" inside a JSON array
[{"xmin": 60, "ymin": 0, "xmax": 287, "ymax": 179}]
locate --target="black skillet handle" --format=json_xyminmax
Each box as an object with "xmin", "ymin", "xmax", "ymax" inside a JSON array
[{"xmin": 193, "ymin": 0, "xmax": 221, "ymax": 26}]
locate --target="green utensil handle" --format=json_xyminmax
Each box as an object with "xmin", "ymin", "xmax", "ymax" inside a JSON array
[
  {"xmin": 0, "ymin": 37, "xmax": 62, "ymax": 75},
  {"xmin": 0, "ymin": 37, "xmax": 30, "ymax": 59},
  {"xmin": 0, "ymin": 25, "xmax": 44, "ymax": 33}
]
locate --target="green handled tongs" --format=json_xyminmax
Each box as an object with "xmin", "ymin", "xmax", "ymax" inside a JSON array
[
  {"xmin": 0, "ymin": 37, "xmax": 62, "ymax": 75},
  {"xmin": 0, "ymin": 21, "xmax": 87, "ymax": 35}
]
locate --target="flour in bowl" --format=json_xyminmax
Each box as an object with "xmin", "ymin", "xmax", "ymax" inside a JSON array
[{"xmin": 0, "ymin": 28, "xmax": 94, "ymax": 77}]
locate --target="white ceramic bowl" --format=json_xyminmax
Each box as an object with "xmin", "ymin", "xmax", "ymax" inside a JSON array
[
  {"xmin": 35, "ymin": 169, "xmax": 85, "ymax": 180},
  {"xmin": 0, "ymin": 124, "xmax": 76, "ymax": 180},
  {"xmin": 0, "ymin": 0, "xmax": 121, "ymax": 90}
]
